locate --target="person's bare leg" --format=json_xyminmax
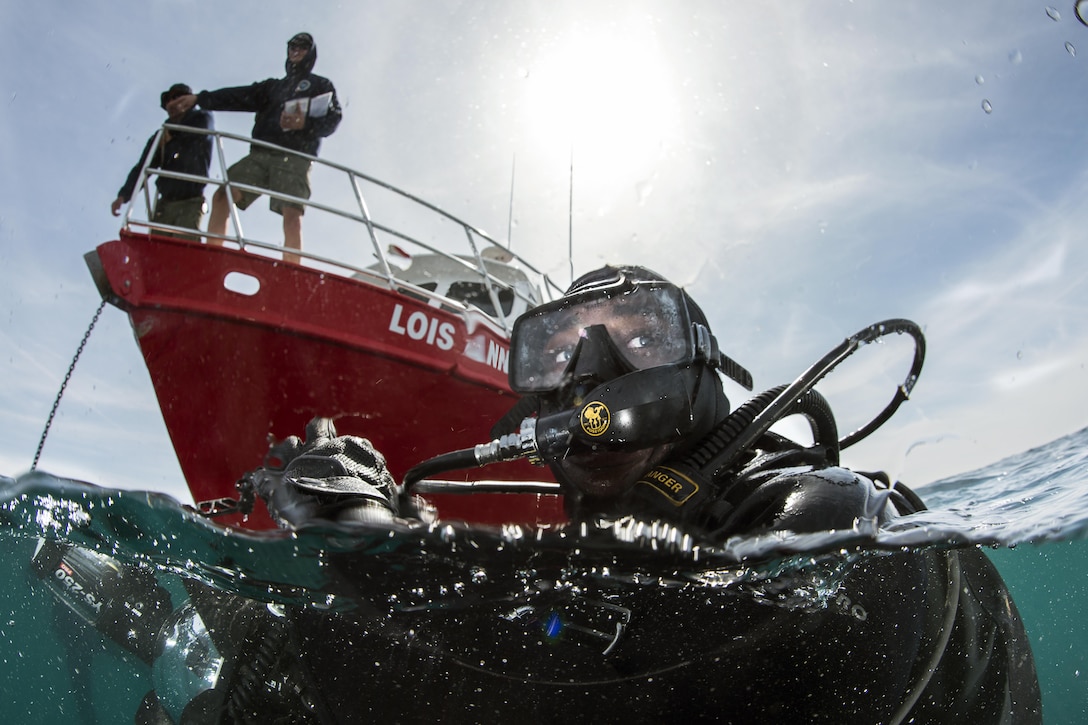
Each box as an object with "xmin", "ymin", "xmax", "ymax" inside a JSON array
[
  {"xmin": 207, "ymin": 187, "xmax": 243, "ymax": 246},
  {"xmin": 282, "ymin": 206, "xmax": 303, "ymax": 265}
]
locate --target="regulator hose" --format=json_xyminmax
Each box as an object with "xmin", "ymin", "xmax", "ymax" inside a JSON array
[
  {"xmin": 697, "ymin": 319, "xmax": 924, "ymax": 481},
  {"xmin": 683, "ymin": 385, "xmax": 840, "ymax": 474},
  {"xmin": 402, "ymin": 449, "xmax": 481, "ymax": 489}
]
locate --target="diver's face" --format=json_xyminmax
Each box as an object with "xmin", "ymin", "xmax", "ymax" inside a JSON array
[
  {"xmin": 540, "ymin": 299, "xmax": 685, "ymax": 397},
  {"xmin": 541, "ymin": 303, "xmax": 676, "ymax": 500},
  {"xmin": 510, "ymin": 282, "xmax": 690, "ymax": 394}
]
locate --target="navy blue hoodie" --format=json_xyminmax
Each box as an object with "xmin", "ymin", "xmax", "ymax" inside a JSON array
[
  {"xmin": 196, "ymin": 38, "xmax": 342, "ymax": 156},
  {"xmin": 117, "ymin": 107, "xmax": 213, "ymax": 202}
]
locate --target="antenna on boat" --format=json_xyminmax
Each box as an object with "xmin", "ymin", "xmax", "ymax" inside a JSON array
[
  {"xmin": 568, "ymin": 145, "xmax": 575, "ymax": 285},
  {"xmin": 506, "ymin": 155, "xmax": 516, "ymax": 249}
]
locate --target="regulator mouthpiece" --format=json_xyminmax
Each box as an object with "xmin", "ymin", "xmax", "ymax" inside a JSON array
[{"xmin": 403, "ymin": 365, "xmax": 701, "ymax": 488}]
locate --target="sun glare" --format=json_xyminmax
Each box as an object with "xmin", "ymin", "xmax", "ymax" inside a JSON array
[{"xmin": 522, "ymin": 20, "xmax": 678, "ymax": 183}]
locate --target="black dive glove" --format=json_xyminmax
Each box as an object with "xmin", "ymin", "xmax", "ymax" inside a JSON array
[{"xmin": 242, "ymin": 417, "xmax": 400, "ymax": 527}]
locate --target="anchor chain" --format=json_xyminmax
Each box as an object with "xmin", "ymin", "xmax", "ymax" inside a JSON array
[{"xmin": 32, "ymin": 298, "xmax": 108, "ymax": 470}]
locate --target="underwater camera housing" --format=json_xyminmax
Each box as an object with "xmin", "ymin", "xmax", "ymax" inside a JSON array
[{"xmin": 30, "ymin": 538, "xmax": 174, "ymax": 664}]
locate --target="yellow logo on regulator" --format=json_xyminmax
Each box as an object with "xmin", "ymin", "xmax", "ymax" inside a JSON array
[{"xmin": 580, "ymin": 402, "xmax": 610, "ymax": 437}]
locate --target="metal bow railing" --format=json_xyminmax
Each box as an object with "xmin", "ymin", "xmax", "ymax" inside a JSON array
[{"xmin": 119, "ymin": 124, "xmax": 564, "ymax": 331}]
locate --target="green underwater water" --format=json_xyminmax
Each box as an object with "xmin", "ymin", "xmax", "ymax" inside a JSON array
[
  {"xmin": 2, "ymin": 533, "xmax": 151, "ymax": 724},
  {"xmin": 988, "ymin": 541, "xmax": 1088, "ymax": 723},
  {"xmin": 1, "ymin": 530, "xmax": 1086, "ymax": 723}
]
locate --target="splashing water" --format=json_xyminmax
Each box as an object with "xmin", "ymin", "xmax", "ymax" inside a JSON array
[{"xmin": 4, "ymin": 425, "xmax": 1088, "ymax": 720}]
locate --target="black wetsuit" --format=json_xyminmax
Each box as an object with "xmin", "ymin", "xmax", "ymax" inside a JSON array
[
  {"xmin": 161, "ymin": 450, "xmax": 1039, "ymax": 723},
  {"xmin": 195, "ymin": 42, "xmax": 341, "ymax": 157},
  {"xmin": 35, "ymin": 451, "xmax": 1040, "ymax": 722},
  {"xmin": 117, "ymin": 107, "xmax": 212, "ymax": 203},
  {"xmin": 264, "ymin": 462, "xmax": 1038, "ymax": 723}
]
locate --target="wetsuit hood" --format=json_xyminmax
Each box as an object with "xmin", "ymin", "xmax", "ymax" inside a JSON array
[
  {"xmin": 509, "ymin": 264, "xmax": 735, "ymax": 514},
  {"xmin": 286, "ymin": 32, "xmax": 317, "ymax": 76}
]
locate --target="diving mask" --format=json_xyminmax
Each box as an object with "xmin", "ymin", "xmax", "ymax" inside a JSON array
[{"xmin": 510, "ymin": 281, "xmax": 700, "ymax": 394}]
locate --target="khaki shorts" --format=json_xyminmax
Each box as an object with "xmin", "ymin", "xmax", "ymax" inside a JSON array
[
  {"xmin": 152, "ymin": 196, "xmax": 206, "ymax": 241},
  {"xmin": 226, "ymin": 147, "xmax": 312, "ymax": 215}
]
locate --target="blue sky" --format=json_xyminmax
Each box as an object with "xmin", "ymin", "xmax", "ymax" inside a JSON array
[{"xmin": 3, "ymin": 1, "xmax": 1088, "ymax": 504}]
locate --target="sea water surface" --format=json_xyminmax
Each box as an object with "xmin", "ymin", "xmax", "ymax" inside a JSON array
[{"xmin": 2, "ymin": 426, "xmax": 1088, "ymax": 722}]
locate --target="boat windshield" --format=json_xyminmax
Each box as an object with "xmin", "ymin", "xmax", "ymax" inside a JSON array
[{"xmin": 448, "ymin": 282, "xmax": 516, "ymax": 317}]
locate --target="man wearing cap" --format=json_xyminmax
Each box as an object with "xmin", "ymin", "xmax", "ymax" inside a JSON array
[
  {"xmin": 111, "ymin": 83, "xmax": 213, "ymax": 241},
  {"xmin": 168, "ymin": 33, "xmax": 342, "ymax": 264}
]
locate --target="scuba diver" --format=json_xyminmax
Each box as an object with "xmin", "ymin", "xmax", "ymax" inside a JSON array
[{"xmin": 31, "ymin": 265, "xmax": 1041, "ymax": 723}]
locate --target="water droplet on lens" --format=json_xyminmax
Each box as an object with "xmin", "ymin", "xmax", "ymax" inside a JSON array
[
  {"xmin": 981, "ymin": 99, "xmax": 993, "ymax": 114},
  {"xmin": 1067, "ymin": 42, "xmax": 1077, "ymax": 57},
  {"xmin": 1008, "ymin": 49, "xmax": 1023, "ymax": 65},
  {"xmin": 1046, "ymin": 6, "xmax": 1062, "ymax": 21},
  {"xmin": 975, "ymin": 75, "xmax": 985, "ymax": 85}
]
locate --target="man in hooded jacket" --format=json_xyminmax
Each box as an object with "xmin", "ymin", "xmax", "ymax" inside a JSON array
[{"xmin": 168, "ymin": 32, "xmax": 342, "ymax": 264}]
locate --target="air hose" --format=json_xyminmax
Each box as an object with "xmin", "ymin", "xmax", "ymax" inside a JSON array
[
  {"xmin": 695, "ymin": 318, "xmax": 924, "ymax": 481},
  {"xmin": 628, "ymin": 319, "xmax": 925, "ymax": 525},
  {"xmin": 402, "ymin": 448, "xmax": 481, "ymax": 488},
  {"xmin": 683, "ymin": 385, "xmax": 840, "ymax": 472}
]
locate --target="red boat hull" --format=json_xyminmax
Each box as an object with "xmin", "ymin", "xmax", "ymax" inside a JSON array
[{"xmin": 88, "ymin": 232, "xmax": 564, "ymax": 529}]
